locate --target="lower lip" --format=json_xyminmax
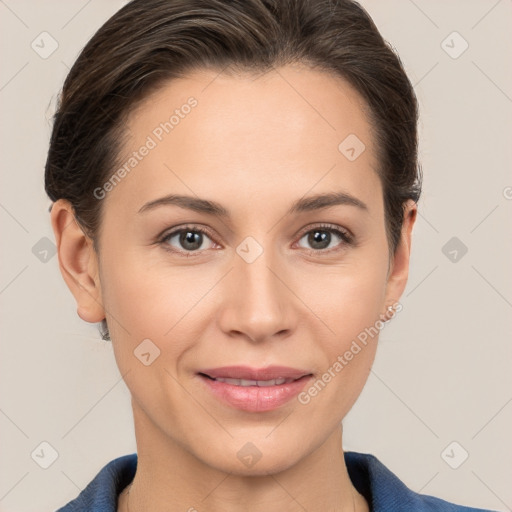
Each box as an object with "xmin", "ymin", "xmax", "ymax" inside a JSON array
[{"xmin": 198, "ymin": 374, "xmax": 313, "ymax": 412}]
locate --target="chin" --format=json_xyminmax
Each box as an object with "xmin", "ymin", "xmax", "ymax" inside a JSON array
[
  {"xmin": 196, "ymin": 437, "xmax": 308, "ymax": 477},
  {"xmin": 213, "ymin": 454, "xmax": 297, "ymax": 478}
]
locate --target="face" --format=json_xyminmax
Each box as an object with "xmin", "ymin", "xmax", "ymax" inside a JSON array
[{"xmin": 56, "ymin": 64, "xmax": 415, "ymax": 476}]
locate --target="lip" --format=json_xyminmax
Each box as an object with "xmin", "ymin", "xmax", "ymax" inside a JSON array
[
  {"xmin": 198, "ymin": 365, "xmax": 311, "ymax": 381},
  {"xmin": 197, "ymin": 366, "xmax": 313, "ymax": 412}
]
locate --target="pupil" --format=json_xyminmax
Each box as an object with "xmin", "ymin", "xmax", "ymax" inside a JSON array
[
  {"xmin": 309, "ymin": 230, "xmax": 330, "ymax": 249},
  {"xmin": 181, "ymin": 231, "xmax": 202, "ymax": 250}
]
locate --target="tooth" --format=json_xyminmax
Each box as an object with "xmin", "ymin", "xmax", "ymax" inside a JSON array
[
  {"xmin": 220, "ymin": 378, "xmax": 241, "ymax": 385},
  {"xmin": 213, "ymin": 377, "xmax": 292, "ymax": 386},
  {"xmin": 256, "ymin": 379, "xmax": 275, "ymax": 386},
  {"xmin": 240, "ymin": 379, "xmax": 258, "ymax": 386}
]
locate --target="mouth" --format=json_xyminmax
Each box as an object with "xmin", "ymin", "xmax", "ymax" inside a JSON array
[
  {"xmin": 198, "ymin": 373, "xmax": 306, "ymax": 387},
  {"xmin": 196, "ymin": 366, "xmax": 313, "ymax": 412},
  {"xmin": 197, "ymin": 364, "xmax": 312, "ymax": 382}
]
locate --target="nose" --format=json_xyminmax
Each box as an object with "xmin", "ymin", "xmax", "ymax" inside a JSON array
[{"xmin": 216, "ymin": 245, "xmax": 296, "ymax": 344}]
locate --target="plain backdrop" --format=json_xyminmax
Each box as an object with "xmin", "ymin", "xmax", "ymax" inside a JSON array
[{"xmin": 0, "ymin": 1, "xmax": 511, "ymax": 511}]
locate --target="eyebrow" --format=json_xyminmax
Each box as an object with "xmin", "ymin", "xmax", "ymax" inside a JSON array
[{"xmin": 138, "ymin": 191, "xmax": 368, "ymax": 217}]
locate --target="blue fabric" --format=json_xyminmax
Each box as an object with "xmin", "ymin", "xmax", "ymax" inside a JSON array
[{"xmin": 56, "ymin": 451, "xmax": 497, "ymax": 511}]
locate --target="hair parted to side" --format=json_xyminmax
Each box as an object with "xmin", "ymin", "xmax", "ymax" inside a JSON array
[{"xmin": 45, "ymin": 0, "xmax": 422, "ymax": 342}]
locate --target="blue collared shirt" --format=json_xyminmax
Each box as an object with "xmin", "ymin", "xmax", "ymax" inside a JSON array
[{"xmin": 56, "ymin": 451, "xmax": 497, "ymax": 511}]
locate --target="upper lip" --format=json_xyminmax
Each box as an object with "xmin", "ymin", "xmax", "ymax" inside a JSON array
[{"xmin": 198, "ymin": 365, "xmax": 312, "ymax": 381}]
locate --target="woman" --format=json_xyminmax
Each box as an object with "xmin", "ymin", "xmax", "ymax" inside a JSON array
[{"xmin": 46, "ymin": 0, "xmax": 497, "ymax": 510}]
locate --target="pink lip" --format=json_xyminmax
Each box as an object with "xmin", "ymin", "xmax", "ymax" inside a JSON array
[{"xmin": 197, "ymin": 366, "xmax": 313, "ymax": 412}]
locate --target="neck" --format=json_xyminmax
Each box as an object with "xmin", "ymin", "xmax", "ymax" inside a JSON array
[{"xmin": 119, "ymin": 403, "xmax": 368, "ymax": 512}]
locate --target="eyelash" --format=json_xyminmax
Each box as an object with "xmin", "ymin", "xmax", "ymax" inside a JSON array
[{"xmin": 158, "ymin": 223, "xmax": 354, "ymax": 258}]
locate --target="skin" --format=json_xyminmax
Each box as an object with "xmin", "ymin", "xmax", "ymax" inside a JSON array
[{"xmin": 51, "ymin": 64, "xmax": 417, "ymax": 512}]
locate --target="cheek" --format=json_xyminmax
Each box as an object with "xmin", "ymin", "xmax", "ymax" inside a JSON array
[
  {"xmin": 308, "ymin": 255, "xmax": 388, "ymax": 339},
  {"xmin": 99, "ymin": 250, "xmax": 162, "ymax": 346},
  {"xmin": 100, "ymin": 250, "xmax": 212, "ymax": 364},
  {"xmin": 300, "ymin": 255, "xmax": 388, "ymax": 401},
  {"xmin": 100, "ymin": 255, "xmax": 197, "ymax": 414}
]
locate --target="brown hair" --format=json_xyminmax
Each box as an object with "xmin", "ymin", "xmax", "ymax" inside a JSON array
[{"xmin": 45, "ymin": 0, "xmax": 422, "ymax": 340}]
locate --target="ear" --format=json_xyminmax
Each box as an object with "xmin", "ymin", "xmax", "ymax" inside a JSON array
[
  {"xmin": 50, "ymin": 199, "xmax": 105, "ymax": 323},
  {"xmin": 383, "ymin": 199, "xmax": 417, "ymax": 307}
]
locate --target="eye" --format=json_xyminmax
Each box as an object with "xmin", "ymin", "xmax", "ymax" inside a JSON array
[
  {"xmin": 158, "ymin": 223, "xmax": 354, "ymax": 257},
  {"xmin": 295, "ymin": 224, "xmax": 353, "ymax": 253},
  {"xmin": 159, "ymin": 225, "xmax": 217, "ymax": 256}
]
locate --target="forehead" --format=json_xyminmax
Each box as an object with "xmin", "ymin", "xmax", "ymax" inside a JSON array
[{"xmin": 106, "ymin": 64, "xmax": 382, "ymax": 218}]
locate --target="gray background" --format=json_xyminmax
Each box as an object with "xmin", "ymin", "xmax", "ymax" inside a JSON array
[{"xmin": 0, "ymin": 1, "xmax": 511, "ymax": 510}]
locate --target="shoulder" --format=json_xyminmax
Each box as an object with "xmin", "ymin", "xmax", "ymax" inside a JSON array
[
  {"xmin": 344, "ymin": 451, "xmax": 497, "ymax": 512},
  {"xmin": 56, "ymin": 453, "xmax": 137, "ymax": 511}
]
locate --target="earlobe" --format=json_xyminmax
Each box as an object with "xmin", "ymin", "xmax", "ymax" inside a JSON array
[{"xmin": 50, "ymin": 199, "xmax": 105, "ymax": 324}]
